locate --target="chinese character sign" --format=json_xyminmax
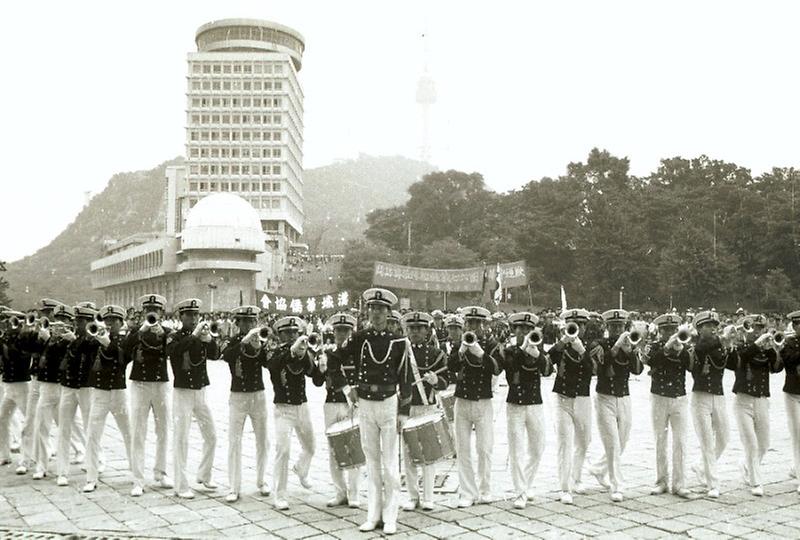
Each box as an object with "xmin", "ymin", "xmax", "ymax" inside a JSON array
[{"xmin": 257, "ymin": 290, "xmax": 351, "ymax": 315}]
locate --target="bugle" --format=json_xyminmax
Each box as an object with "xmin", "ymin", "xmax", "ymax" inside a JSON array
[
  {"xmin": 463, "ymin": 331, "xmax": 478, "ymax": 345},
  {"xmin": 773, "ymin": 331, "xmax": 785, "ymax": 346},
  {"xmin": 25, "ymin": 313, "xmax": 37, "ymax": 326},
  {"xmin": 142, "ymin": 311, "xmax": 160, "ymax": 327},
  {"xmin": 9, "ymin": 315, "xmax": 23, "ymax": 330},
  {"xmin": 564, "ymin": 322, "xmax": 580, "ymax": 339},
  {"xmin": 628, "ymin": 329, "xmax": 643, "ymax": 347},
  {"xmin": 87, "ymin": 321, "xmax": 107, "ymax": 338},
  {"xmin": 526, "ymin": 328, "xmax": 543, "ymax": 346},
  {"xmin": 258, "ymin": 326, "xmax": 271, "ymax": 343},
  {"xmin": 307, "ymin": 332, "xmax": 321, "ymax": 351}
]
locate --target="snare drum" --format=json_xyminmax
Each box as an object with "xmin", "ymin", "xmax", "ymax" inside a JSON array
[
  {"xmin": 438, "ymin": 389, "xmax": 455, "ymax": 423},
  {"xmin": 326, "ymin": 417, "xmax": 365, "ymax": 469},
  {"xmin": 402, "ymin": 413, "xmax": 455, "ymax": 466}
]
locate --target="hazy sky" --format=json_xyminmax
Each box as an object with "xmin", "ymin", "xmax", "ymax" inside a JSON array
[{"xmin": 2, "ymin": 0, "xmax": 799, "ymax": 262}]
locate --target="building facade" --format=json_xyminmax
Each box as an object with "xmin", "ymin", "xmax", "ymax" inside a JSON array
[{"xmin": 90, "ymin": 19, "xmax": 306, "ymax": 309}]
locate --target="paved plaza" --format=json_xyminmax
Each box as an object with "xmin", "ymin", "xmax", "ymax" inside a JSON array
[{"xmin": 1, "ymin": 364, "xmax": 799, "ymax": 539}]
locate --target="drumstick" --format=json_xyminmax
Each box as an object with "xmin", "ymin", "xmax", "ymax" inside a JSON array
[{"xmin": 410, "ymin": 365, "xmax": 448, "ymax": 386}]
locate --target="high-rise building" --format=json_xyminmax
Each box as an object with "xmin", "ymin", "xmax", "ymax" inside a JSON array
[
  {"xmin": 90, "ymin": 19, "xmax": 306, "ymax": 308},
  {"xmin": 180, "ymin": 19, "xmax": 306, "ymax": 287}
]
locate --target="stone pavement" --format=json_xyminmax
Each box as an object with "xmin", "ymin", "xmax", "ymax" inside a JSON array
[{"xmin": 1, "ymin": 363, "xmax": 799, "ymax": 539}]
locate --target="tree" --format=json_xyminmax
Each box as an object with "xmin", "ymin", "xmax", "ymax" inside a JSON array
[
  {"xmin": 338, "ymin": 240, "xmax": 401, "ymax": 293},
  {"xmin": 763, "ymin": 268, "xmax": 797, "ymax": 310},
  {"xmin": 415, "ymin": 238, "xmax": 479, "ymax": 269},
  {"xmin": 0, "ymin": 276, "xmax": 11, "ymax": 307}
]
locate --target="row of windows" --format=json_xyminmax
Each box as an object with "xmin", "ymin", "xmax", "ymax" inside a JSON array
[
  {"xmin": 189, "ymin": 164, "xmax": 282, "ymax": 175},
  {"xmin": 188, "ymin": 195, "xmax": 282, "ymax": 210},
  {"xmin": 189, "ymin": 130, "xmax": 282, "ymax": 142},
  {"xmin": 195, "ymin": 26, "xmax": 303, "ymax": 55},
  {"xmin": 190, "ymin": 97, "xmax": 282, "ymax": 108},
  {"xmin": 190, "ymin": 80, "xmax": 283, "ymax": 92},
  {"xmin": 189, "ymin": 147, "xmax": 281, "ymax": 159},
  {"xmin": 189, "ymin": 114, "xmax": 282, "ymax": 125},
  {"xmin": 95, "ymin": 250, "xmax": 163, "ymax": 281},
  {"xmin": 188, "ymin": 181, "xmax": 282, "ymax": 192},
  {"xmin": 191, "ymin": 62, "xmax": 285, "ymax": 75}
]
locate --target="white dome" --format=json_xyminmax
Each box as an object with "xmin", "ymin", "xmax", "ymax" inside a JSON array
[{"xmin": 181, "ymin": 193, "xmax": 265, "ymax": 252}]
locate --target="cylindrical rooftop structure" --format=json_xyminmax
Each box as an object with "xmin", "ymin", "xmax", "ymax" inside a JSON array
[{"xmin": 195, "ymin": 18, "xmax": 305, "ymax": 71}]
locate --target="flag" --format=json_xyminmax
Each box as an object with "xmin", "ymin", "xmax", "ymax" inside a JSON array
[
  {"xmin": 560, "ymin": 285, "xmax": 567, "ymax": 311},
  {"xmin": 493, "ymin": 263, "xmax": 503, "ymax": 305}
]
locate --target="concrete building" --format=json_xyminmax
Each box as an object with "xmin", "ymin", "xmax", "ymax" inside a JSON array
[{"xmin": 90, "ymin": 19, "xmax": 306, "ymax": 309}]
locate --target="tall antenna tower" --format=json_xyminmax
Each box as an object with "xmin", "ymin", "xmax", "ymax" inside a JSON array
[{"xmin": 416, "ymin": 32, "xmax": 436, "ymax": 163}]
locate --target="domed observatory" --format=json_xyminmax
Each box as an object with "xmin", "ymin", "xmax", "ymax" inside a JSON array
[{"xmin": 177, "ymin": 193, "xmax": 266, "ymax": 309}]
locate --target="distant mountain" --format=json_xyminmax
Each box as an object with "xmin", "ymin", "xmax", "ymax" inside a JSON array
[
  {"xmin": 302, "ymin": 154, "xmax": 435, "ymax": 253},
  {"xmin": 5, "ymin": 154, "xmax": 434, "ymax": 307}
]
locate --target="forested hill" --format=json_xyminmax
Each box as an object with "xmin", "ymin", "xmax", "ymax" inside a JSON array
[{"xmin": 5, "ymin": 154, "xmax": 434, "ymax": 307}]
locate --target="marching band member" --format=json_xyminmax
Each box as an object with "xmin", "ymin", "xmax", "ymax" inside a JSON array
[
  {"xmin": 168, "ymin": 298, "xmax": 219, "ymax": 499},
  {"xmin": 82, "ymin": 305, "xmax": 134, "ymax": 493},
  {"xmin": 222, "ymin": 306, "xmax": 271, "ymax": 503},
  {"xmin": 688, "ymin": 310, "xmax": 729, "ymax": 499},
  {"xmin": 441, "ymin": 314, "xmax": 464, "ymax": 355},
  {"xmin": 23, "ymin": 301, "xmax": 56, "ymax": 475},
  {"xmin": 448, "ymin": 306, "xmax": 503, "ymax": 508},
  {"xmin": 645, "ymin": 312, "xmax": 692, "ymax": 498},
  {"xmin": 431, "ymin": 310, "xmax": 448, "ymax": 344},
  {"xmin": 56, "ymin": 304, "xmax": 97, "ymax": 486},
  {"xmin": 268, "ymin": 315, "xmax": 320, "ymax": 511},
  {"xmin": 125, "ymin": 294, "xmax": 173, "ymax": 496},
  {"xmin": 318, "ymin": 312, "xmax": 361, "ymax": 508},
  {"xmin": 33, "ymin": 303, "xmax": 77, "ymax": 479},
  {"xmin": 588, "ymin": 309, "xmax": 643, "ymax": 503},
  {"xmin": 0, "ymin": 307, "xmax": 22, "ymax": 457},
  {"xmin": 782, "ymin": 310, "xmax": 800, "ymax": 494},
  {"xmin": 0, "ymin": 310, "xmax": 35, "ymax": 474},
  {"xmin": 504, "ymin": 312, "xmax": 551, "ymax": 509},
  {"xmin": 728, "ymin": 314, "xmax": 782, "ymax": 497},
  {"xmin": 400, "ymin": 311, "xmax": 449, "ymax": 512},
  {"xmin": 387, "ymin": 310, "xmax": 403, "ymax": 336},
  {"xmin": 548, "ymin": 308, "xmax": 600, "ymax": 504},
  {"xmin": 342, "ymin": 288, "xmax": 412, "ymax": 535}
]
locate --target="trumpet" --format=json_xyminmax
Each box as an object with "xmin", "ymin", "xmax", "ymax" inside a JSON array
[
  {"xmin": 628, "ymin": 329, "xmax": 643, "ymax": 347},
  {"xmin": 676, "ymin": 328, "xmax": 692, "ymax": 344},
  {"xmin": 740, "ymin": 320, "xmax": 753, "ymax": 333},
  {"xmin": 564, "ymin": 322, "xmax": 580, "ymax": 340},
  {"xmin": 199, "ymin": 321, "xmax": 220, "ymax": 338},
  {"xmin": 463, "ymin": 331, "xmax": 478, "ymax": 345},
  {"xmin": 50, "ymin": 321, "xmax": 73, "ymax": 339},
  {"xmin": 773, "ymin": 331, "xmax": 786, "ymax": 346},
  {"xmin": 87, "ymin": 321, "xmax": 107, "ymax": 338},
  {"xmin": 258, "ymin": 326, "xmax": 271, "ymax": 343},
  {"xmin": 307, "ymin": 332, "xmax": 321, "ymax": 351},
  {"xmin": 9, "ymin": 315, "xmax": 23, "ymax": 330},
  {"xmin": 25, "ymin": 313, "xmax": 38, "ymax": 326},
  {"xmin": 142, "ymin": 311, "xmax": 160, "ymax": 327},
  {"xmin": 525, "ymin": 328, "xmax": 543, "ymax": 347}
]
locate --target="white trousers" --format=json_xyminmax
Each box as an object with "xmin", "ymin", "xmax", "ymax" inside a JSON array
[
  {"xmin": 172, "ymin": 387, "xmax": 216, "ymax": 494},
  {"xmin": 690, "ymin": 391, "xmax": 729, "ymax": 490},
  {"xmin": 555, "ymin": 394, "xmax": 592, "ymax": 493},
  {"xmin": 228, "ymin": 390, "xmax": 269, "ymax": 494},
  {"xmin": 56, "ymin": 387, "xmax": 89, "ymax": 477},
  {"xmin": 33, "ymin": 381, "xmax": 61, "ymax": 474},
  {"xmin": 454, "ymin": 397, "xmax": 493, "ymax": 502},
  {"xmin": 785, "ymin": 392, "xmax": 800, "ymax": 488},
  {"xmin": 85, "ymin": 388, "xmax": 132, "ymax": 484},
  {"xmin": 403, "ymin": 403, "xmax": 439, "ymax": 504},
  {"xmin": 323, "ymin": 402, "xmax": 360, "ymax": 502},
  {"xmin": 130, "ymin": 381, "xmax": 170, "ymax": 488},
  {"xmin": 273, "ymin": 402, "xmax": 314, "ymax": 502},
  {"xmin": 506, "ymin": 403, "xmax": 545, "ymax": 498},
  {"xmin": 650, "ymin": 394, "xmax": 688, "ymax": 491},
  {"xmin": 0, "ymin": 382, "xmax": 33, "ymax": 465},
  {"xmin": 592, "ymin": 394, "xmax": 631, "ymax": 493},
  {"xmin": 359, "ymin": 394, "xmax": 399, "ymax": 525},
  {"xmin": 0, "ymin": 384, "xmax": 20, "ymax": 457},
  {"xmin": 734, "ymin": 394, "xmax": 770, "ymax": 487}
]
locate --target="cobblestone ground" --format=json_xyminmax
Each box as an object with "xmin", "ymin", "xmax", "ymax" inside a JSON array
[{"xmin": 1, "ymin": 364, "xmax": 799, "ymax": 539}]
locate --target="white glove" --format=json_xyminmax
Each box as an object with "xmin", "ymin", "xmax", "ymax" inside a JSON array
[
  {"xmin": 423, "ymin": 371, "xmax": 438, "ymax": 385},
  {"xmin": 150, "ymin": 324, "xmax": 165, "ymax": 336},
  {"xmin": 613, "ymin": 331, "xmax": 632, "ymax": 353},
  {"xmin": 291, "ymin": 336, "xmax": 308, "ymax": 358},
  {"xmin": 470, "ymin": 341, "xmax": 485, "ymax": 358},
  {"xmin": 199, "ymin": 332, "xmax": 212, "ymax": 343},
  {"xmin": 560, "ymin": 334, "xmax": 573, "ymax": 344},
  {"xmin": 96, "ymin": 333, "xmax": 111, "ymax": 348},
  {"xmin": 39, "ymin": 328, "xmax": 51, "ymax": 342},
  {"xmin": 665, "ymin": 334, "xmax": 683, "ymax": 352},
  {"xmin": 318, "ymin": 353, "xmax": 328, "ymax": 373},
  {"xmin": 61, "ymin": 330, "xmax": 77, "ymax": 343},
  {"xmin": 524, "ymin": 343, "xmax": 540, "ymax": 358},
  {"xmin": 754, "ymin": 333, "xmax": 773, "ymax": 349},
  {"xmin": 242, "ymin": 328, "xmax": 262, "ymax": 349},
  {"xmin": 571, "ymin": 338, "xmax": 586, "ymax": 355},
  {"xmin": 192, "ymin": 323, "xmax": 205, "ymax": 338},
  {"xmin": 458, "ymin": 341, "xmax": 468, "ymax": 355}
]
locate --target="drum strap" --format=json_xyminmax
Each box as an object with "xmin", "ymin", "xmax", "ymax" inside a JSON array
[{"xmin": 405, "ymin": 338, "xmax": 430, "ymax": 406}]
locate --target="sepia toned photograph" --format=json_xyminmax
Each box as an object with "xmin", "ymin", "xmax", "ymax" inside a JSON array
[{"xmin": 1, "ymin": 1, "xmax": 799, "ymax": 539}]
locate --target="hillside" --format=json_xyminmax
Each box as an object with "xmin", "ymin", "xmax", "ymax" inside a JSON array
[
  {"xmin": 5, "ymin": 154, "xmax": 433, "ymax": 307},
  {"xmin": 302, "ymin": 154, "xmax": 435, "ymax": 253}
]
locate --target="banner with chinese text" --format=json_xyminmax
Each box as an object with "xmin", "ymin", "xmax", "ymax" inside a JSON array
[
  {"xmin": 372, "ymin": 261, "xmax": 528, "ymax": 292},
  {"xmin": 258, "ymin": 290, "xmax": 352, "ymax": 314}
]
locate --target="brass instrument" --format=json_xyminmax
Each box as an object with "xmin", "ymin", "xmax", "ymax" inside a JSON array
[
  {"xmin": 773, "ymin": 331, "xmax": 786, "ymax": 346},
  {"xmin": 9, "ymin": 315, "xmax": 23, "ymax": 330},
  {"xmin": 741, "ymin": 320, "xmax": 753, "ymax": 333},
  {"xmin": 258, "ymin": 327, "xmax": 271, "ymax": 343},
  {"xmin": 25, "ymin": 313, "xmax": 37, "ymax": 326},
  {"xmin": 628, "ymin": 329, "xmax": 643, "ymax": 347},
  {"xmin": 50, "ymin": 321, "xmax": 73, "ymax": 339},
  {"xmin": 143, "ymin": 311, "xmax": 160, "ymax": 327},
  {"xmin": 526, "ymin": 328, "xmax": 543, "ymax": 346},
  {"xmin": 87, "ymin": 321, "xmax": 107, "ymax": 338},
  {"xmin": 202, "ymin": 321, "xmax": 220, "ymax": 338},
  {"xmin": 307, "ymin": 332, "xmax": 321, "ymax": 351},
  {"xmin": 564, "ymin": 322, "xmax": 579, "ymax": 340},
  {"xmin": 463, "ymin": 331, "xmax": 478, "ymax": 345},
  {"xmin": 676, "ymin": 328, "xmax": 692, "ymax": 344}
]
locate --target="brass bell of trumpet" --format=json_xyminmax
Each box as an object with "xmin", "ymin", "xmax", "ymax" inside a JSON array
[
  {"xmin": 676, "ymin": 328, "xmax": 692, "ymax": 344},
  {"xmin": 143, "ymin": 311, "xmax": 159, "ymax": 327},
  {"xmin": 87, "ymin": 321, "xmax": 107, "ymax": 337},
  {"xmin": 25, "ymin": 313, "xmax": 38, "ymax": 326},
  {"xmin": 307, "ymin": 332, "xmax": 321, "ymax": 350},
  {"xmin": 526, "ymin": 328, "xmax": 543, "ymax": 346},
  {"xmin": 564, "ymin": 322, "xmax": 580, "ymax": 339},
  {"xmin": 463, "ymin": 331, "xmax": 478, "ymax": 345},
  {"xmin": 628, "ymin": 329, "xmax": 642, "ymax": 346},
  {"xmin": 258, "ymin": 326, "xmax": 271, "ymax": 343},
  {"xmin": 9, "ymin": 315, "xmax": 23, "ymax": 330},
  {"xmin": 206, "ymin": 321, "xmax": 220, "ymax": 338},
  {"xmin": 40, "ymin": 318, "xmax": 50, "ymax": 331},
  {"xmin": 773, "ymin": 331, "xmax": 785, "ymax": 346}
]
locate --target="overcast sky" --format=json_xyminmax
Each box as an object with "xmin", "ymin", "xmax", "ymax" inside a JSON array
[{"xmin": 2, "ymin": 0, "xmax": 799, "ymax": 262}]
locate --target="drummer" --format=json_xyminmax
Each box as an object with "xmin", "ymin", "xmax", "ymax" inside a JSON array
[
  {"xmin": 318, "ymin": 312, "xmax": 362, "ymax": 508},
  {"xmin": 400, "ymin": 312, "xmax": 449, "ymax": 512}
]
